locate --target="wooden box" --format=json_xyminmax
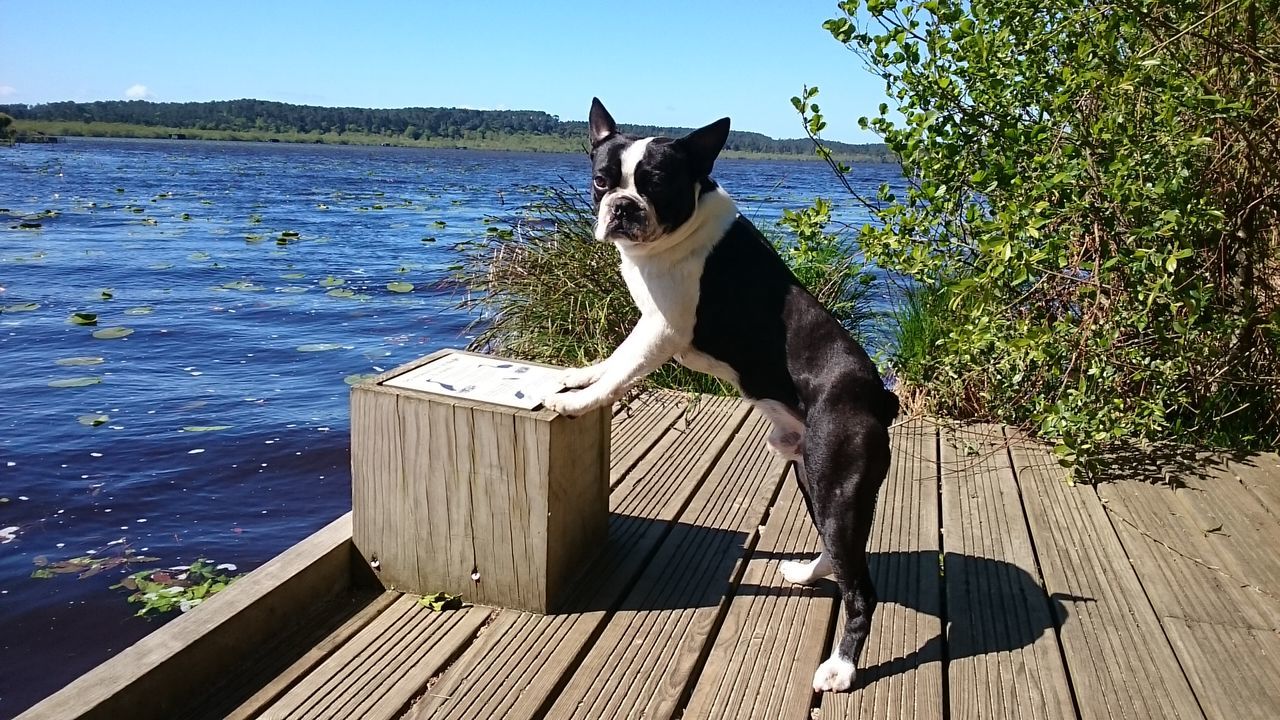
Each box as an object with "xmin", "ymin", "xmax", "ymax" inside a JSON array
[{"xmin": 349, "ymin": 349, "xmax": 609, "ymax": 613}]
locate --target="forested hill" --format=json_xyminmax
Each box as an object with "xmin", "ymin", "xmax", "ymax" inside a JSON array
[{"xmin": 1, "ymin": 99, "xmax": 892, "ymax": 160}]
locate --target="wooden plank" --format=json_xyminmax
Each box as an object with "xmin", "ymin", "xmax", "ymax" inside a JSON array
[
  {"xmin": 352, "ymin": 389, "xmax": 420, "ymax": 592},
  {"xmin": 545, "ymin": 400, "xmax": 611, "ymax": 610},
  {"xmin": 544, "ymin": 412, "xmax": 789, "ymax": 720},
  {"xmin": 940, "ymin": 424, "xmax": 1075, "ymax": 720},
  {"xmin": 1008, "ymin": 430, "xmax": 1204, "ymax": 720},
  {"xmin": 411, "ymin": 396, "xmax": 752, "ymax": 720},
  {"xmin": 1228, "ymin": 452, "xmax": 1280, "ymax": 515},
  {"xmin": 18, "ymin": 515, "xmax": 362, "ymax": 720},
  {"xmin": 1162, "ymin": 618, "xmax": 1280, "ymax": 720},
  {"xmin": 1097, "ymin": 451, "xmax": 1280, "ymax": 719},
  {"xmin": 681, "ymin": 475, "xmax": 833, "ymax": 720},
  {"xmin": 610, "ymin": 390, "xmax": 687, "ymax": 485},
  {"xmin": 1096, "ymin": 473, "xmax": 1278, "ymax": 629},
  {"xmin": 821, "ymin": 419, "xmax": 944, "ymax": 720},
  {"xmin": 216, "ymin": 591, "xmax": 399, "ymax": 720},
  {"xmin": 256, "ymin": 595, "xmax": 488, "ymax": 720}
]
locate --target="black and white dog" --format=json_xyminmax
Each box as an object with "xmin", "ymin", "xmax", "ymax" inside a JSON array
[{"xmin": 544, "ymin": 98, "xmax": 899, "ymax": 692}]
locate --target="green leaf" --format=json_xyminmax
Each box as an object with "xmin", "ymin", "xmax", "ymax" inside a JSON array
[
  {"xmin": 78, "ymin": 413, "xmax": 110, "ymax": 426},
  {"xmin": 69, "ymin": 312, "xmax": 98, "ymax": 326},
  {"xmin": 123, "ymin": 306, "xmax": 153, "ymax": 316},
  {"xmin": 92, "ymin": 327, "xmax": 134, "ymax": 340},
  {"xmin": 182, "ymin": 425, "xmax": 232, "ymax": 432},
  {"xmin": 419, "ymin": 592, "xmax": 463, "ymax": 612},
  {"xmin": 387, "ymin": 281, "xmax": 414, "ymax": 293},
  {"xmin": 1, "ymin": 302, "xmax": 40, "ymax": 313}
]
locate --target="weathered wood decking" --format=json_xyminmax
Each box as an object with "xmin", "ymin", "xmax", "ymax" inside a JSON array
[{"xmin": 21, "ymin": 391, "xmax": 1280, "ymax": 720}]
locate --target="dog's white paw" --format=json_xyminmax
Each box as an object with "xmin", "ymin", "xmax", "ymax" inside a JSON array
[
  {"xmin": 812, "ymin": 655, "xmax": 857, "ymax": 693},
  {"xmin": 558, "ymin": 365, "xmax": 600, "ymax": 390},
  {"xmin": 543, "ymin": 389, "xmax": 602, "ymax": 418},
  {"xmin": 779, "ymin": 553, "xmax": 832, "ymax": 585}
]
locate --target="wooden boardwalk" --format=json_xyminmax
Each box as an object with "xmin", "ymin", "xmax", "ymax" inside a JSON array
[{"xmin": 24, "ymin": 392, "xmax": 1280, "ymax": 720}]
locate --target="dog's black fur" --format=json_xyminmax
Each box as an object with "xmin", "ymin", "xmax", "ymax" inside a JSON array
[{"xmin": 584, "ymin": 98, "xmax": 898, "ymax": 685}]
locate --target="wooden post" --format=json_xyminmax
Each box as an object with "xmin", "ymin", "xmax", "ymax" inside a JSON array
[{"xmin": 350, "ymin": 349, "xmax": 609, "ymax": 613}]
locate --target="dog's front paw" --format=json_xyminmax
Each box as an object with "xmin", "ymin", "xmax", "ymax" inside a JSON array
[
  {"xmin": 558, "ymin": 365, "xmax": 601, "ymax": 390},
  {"xmin": 779, "ymin": 553, "xmax": 832, "ymax": 586},
  {"xmin": 812, "ymin": 655, "xmax": 857, "ymax": 693},
  {"xmin": 543, "ymin": 389, "xmax": 604, "ymax": 418}
]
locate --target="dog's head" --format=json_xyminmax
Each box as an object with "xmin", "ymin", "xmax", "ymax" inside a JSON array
[{"xmin": 588, "ymin": 97, "xmax": 731, "ymax": 246}]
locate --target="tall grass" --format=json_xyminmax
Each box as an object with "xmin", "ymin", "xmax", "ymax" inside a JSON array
[{"xmin": 456, "ymin": 185, "xmax": 877, "ymax": 395}]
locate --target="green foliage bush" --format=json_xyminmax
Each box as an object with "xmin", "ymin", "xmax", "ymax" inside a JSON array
[
  {"xmin": 807, "ymin": 0, "xmax": 1279, "ymax": 475},
  {"xmin": 457, "ymin": 186, "xmax": 877, "ymax": 395}
]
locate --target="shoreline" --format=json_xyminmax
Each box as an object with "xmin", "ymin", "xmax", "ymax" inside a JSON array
[{"xmin": 11, "ymin": 120, "xmax": 895, "ymax": 163}]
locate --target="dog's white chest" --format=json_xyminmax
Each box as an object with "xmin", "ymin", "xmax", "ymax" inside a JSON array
[{"xmin": 618, "ymin": 251, "xmax": 704, "ymax": 337}]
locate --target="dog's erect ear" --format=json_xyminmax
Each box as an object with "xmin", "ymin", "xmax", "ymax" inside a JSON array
[
  {"xmin": 678, "ymin": 117, "xmax": 731, "ymax": 178},
  {"xmin": 589, "ymin": 97, "xmax": 617, "ymax": 147}
]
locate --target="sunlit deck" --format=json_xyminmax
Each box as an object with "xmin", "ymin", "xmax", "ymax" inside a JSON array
[{"xmin": 21, "ymin": 391, "xmax": 1280, "ymax": 720}]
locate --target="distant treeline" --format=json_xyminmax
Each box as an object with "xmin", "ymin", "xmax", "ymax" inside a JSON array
[{"xmin": 0, "ymin": 99, "xmax": 893, "ymax": 161}]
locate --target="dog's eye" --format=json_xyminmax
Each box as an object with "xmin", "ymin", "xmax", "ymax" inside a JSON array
[{"xmin": 593, "ymin": 175, "xmax": 609, "ymax": 191}]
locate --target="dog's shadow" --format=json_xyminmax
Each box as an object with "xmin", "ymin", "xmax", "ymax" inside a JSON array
[
  {"xmin": 561, "ymin": 519, "xmax": 1085, "ymax": 689},
  {"xmin": 747, "ymin": 549, "xmax": 1084, "ymax": 688}
]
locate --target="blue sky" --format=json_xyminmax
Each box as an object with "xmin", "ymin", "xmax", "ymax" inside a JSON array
[{"xmin": 0, "ymin": 1, "xmax": 884, "ymax": 142}]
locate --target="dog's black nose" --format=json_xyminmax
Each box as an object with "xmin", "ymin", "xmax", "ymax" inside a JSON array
[{"xmin": 613, "ymin": 197, "xmax": 643, "ymax": 220}]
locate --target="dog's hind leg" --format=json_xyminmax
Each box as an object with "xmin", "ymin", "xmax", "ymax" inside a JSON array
[
  {"xmin": 778, "ymin": 459, "xmax": 834, "ymax": 585},
  {"xmin": 806, "ymin": 422, "xmax": 889, "ymax": 693}
]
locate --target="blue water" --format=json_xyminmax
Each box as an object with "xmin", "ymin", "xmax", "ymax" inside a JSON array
[{"xmin": 0, "ymin": 137, "xmax": 900, "ymax": 715}]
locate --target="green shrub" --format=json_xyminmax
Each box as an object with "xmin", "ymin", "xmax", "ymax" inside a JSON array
[
  {"xmin": 457, "ymin": 185, "xmax": 877, "ymax": 395},
  {"xmin": 803, "ymin": 0, "xmax": 1279, "ymax": 476}
]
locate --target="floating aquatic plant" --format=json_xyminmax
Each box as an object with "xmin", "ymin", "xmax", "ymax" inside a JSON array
[
  {"xmin": 92, "ymin": 327, "xmax": 133, "ymax": 340},
  {"xmin": 112, "ymin": 559, "xmax": 244, "ymax": 617}
]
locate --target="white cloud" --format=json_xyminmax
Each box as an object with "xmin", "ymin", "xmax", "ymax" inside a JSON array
[
  {"xmin": 124, "ymin": 84, "xmax": 152, "ymax": 99},
  {"xmin": 0, "ymin": 85, "xmax": 15, "ymax": 97}
]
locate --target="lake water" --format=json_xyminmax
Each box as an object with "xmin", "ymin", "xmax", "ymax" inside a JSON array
[{"xmin": 0, "ymin": 138, "xmax": 900, "ymax": 715}]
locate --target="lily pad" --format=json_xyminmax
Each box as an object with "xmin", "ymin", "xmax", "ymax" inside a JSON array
[
  {"xmin": 2, "ymin": 302, "xmax": 40, "ymax": 313},
  {"xmin": 92, "ymin": 327, "xmax": 134, "ymax": 340},
  {"xmin": 182, "ymin": 425, "xmax": 232, "ymax": 432},
  {"xmin": 344, "ymin": 373, "xmax": 378, "ymax": 385},
  {"xmin": 326, "ymin": 288, "xmax": 356, "ymax": 298},
  {"xmin": 433, "ymin": 220, "xmax": 447, "ymax": 228},
  {"xmin": 221, "ymin": 280, "xmax": 264, "ymax": 291},
  {"xmin": 318, "ymin": 276, "xmax": 345, "ymax": 288},
  {"xmin": 56, "ymin": 356, "xmax": 104, "ymax": 366},
  {"xmin": 78, "ymin": 413, "xmax": 110, "ymax": 426},
  {"xmin": 69, "ymin": 312, "xmax": 99, "ymax": 326},
  {"xmin": 124, "ymin": 306, "xmax": 153, "ymax": 316},
  {"xmin": 97, "ymin": 289, "xmax": 114, "ymax": 300},
  {"xmin": 387, "ymin": 281, "xmax": 414, "ymax": 293},
  {"xmin": 49, "ymin": 377, "xmax": 102, "ymax": 388},
  {"xmin": 276, "ymin": 286, "xmax": 309, "ymax": 294},
  {"xmin": 189, "ymin": 251, "xmax": 211, "ymax": 262},
  {"xmin": 281, "ymin": 272, "xmax": 306, "ymax": 280},
  {"xmin": 297, "ymin": 343, "xmax": 347, "ymax": 352}
]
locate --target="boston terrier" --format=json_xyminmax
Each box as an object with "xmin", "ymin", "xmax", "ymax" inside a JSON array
[{"xmin": 543, "ymin": 98, "xmax": 899, "ymax": 692}]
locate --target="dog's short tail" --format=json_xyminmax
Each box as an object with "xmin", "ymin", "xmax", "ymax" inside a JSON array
[{"xmin": 875, "ymin": 387, "xmax": 901, "ymax": 426}]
